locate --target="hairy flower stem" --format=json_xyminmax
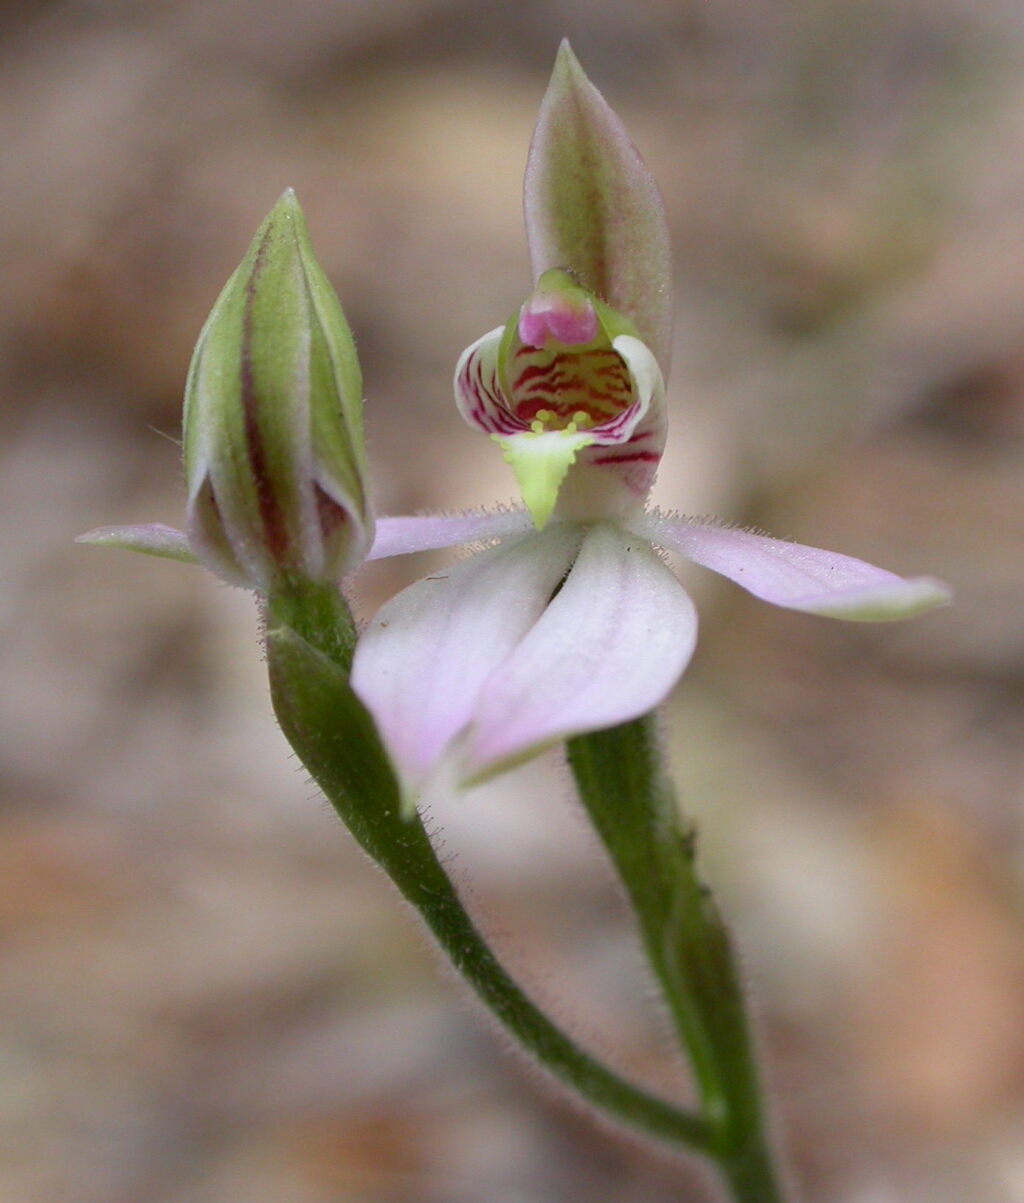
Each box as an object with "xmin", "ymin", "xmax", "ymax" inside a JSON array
[
  {"xmin": 264, "ymin": 589, "xmax": 712, "ymax": 1154},
  {"xmin": 568, "ymin": 718, "xmax": 789, "ymax": 1203}
]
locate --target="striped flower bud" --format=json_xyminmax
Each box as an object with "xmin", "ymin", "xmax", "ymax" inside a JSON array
[{"xmin": 183, "ymin": 189, "xmax": 373, "ymax": 590}]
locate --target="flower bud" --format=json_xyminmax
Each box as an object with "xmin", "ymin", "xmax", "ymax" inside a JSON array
[{"xmin": 183, "ymin": 189, "xmax": 373, "ymax": 591}]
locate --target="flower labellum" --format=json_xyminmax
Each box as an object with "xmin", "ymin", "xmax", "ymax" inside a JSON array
[
  {"xmin": 79, "ymin": 190, "xmax": 374, "ymax": 591},
  {"xmin": 456, "ymin": 267, "xmax": 666, "ymax": 528}
]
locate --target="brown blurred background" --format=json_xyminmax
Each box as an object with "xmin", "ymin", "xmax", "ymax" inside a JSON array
[{"xmin": 2, "ymin": 1, "xmax": 1023, "ymax": 1200}]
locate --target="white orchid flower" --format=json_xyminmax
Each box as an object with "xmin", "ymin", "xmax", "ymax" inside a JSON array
[{"xmin": 350, "ymin": 43, "xmax": 950, "ymax": 803}]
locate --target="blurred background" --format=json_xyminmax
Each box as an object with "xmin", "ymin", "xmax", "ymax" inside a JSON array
[{"xmin": 2, "ymin": 1, "xmax": 1023, "ymax": 1199}]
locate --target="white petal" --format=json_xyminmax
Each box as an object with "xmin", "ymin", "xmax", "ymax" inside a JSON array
[
  {"xmin": 351, "ymin": 525, "xmax": 582, "ymax": 795},
  {"xmin": 633, "ymin": 511, "xmax": 952, "ymax": 621},
  {"xmin": 463, "ymin": 523, "xmax": 697, "ymax": 781},
  {"xmin": 368, "ymin": 510, "xmax": 531, "ymax": 561}
]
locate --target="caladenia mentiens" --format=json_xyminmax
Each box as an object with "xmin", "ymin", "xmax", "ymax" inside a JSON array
[{"xmin": 80, "ymin": 41, "xmax": 951, "ymax": 1203}]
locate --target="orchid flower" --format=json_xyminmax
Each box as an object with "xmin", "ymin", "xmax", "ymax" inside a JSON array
[{"xmin": 350, "ymin": 43, "xmax": 950, "ymax": 802}]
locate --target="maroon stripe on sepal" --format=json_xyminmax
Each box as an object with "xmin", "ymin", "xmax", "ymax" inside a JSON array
[{"xmin": 240, "ymin": 228, "xmax": 291, "ymax": 566}]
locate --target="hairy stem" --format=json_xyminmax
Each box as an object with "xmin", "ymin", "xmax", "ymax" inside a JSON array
[{"xmin": 569, "ymin": 717, "xmax": 789, "ymax": 1203}]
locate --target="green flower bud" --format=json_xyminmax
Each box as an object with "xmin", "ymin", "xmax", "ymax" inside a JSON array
[{"xmin": 184, "ymin": 189, "xmax": 374, "ymax": 591}]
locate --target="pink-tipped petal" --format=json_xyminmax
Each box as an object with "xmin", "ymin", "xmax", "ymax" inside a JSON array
[
  {"xmin": 76, "ymin": 523, "xmax": 198, "ymax": 565},
  {"xmin": 351, "ymin": 526, "xmax": 582, "ymax": 796},
  {"xmin": 368, "ymin": 510, "xmax": 532, "ymax": 561},
  {"xmin": 633, "ymin": 512, "xmax": 952, "ymax": 621},
  {"xmin": 525, "ymin": 41, "xmax": 673, "ymax": 373},
  {"xmin": 463, "ymin": 523, "xmax": 697, "ymax": 781}
]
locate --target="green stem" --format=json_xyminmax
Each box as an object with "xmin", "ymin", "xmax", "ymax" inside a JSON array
[
  {"xmin": 264, "ymin": 601, "xmax": 711, "ymax": 1154},
  {"xmin": 720, "ymin": 1146, "xmax": 788, "ymax": 1203},
  {"xmin": 568, "ymin": 717, "xmax": 789, "ymax": 1203},
  {"xmin": 266, "ymin": 573, "xmax": 357, "ymax": 663}
]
